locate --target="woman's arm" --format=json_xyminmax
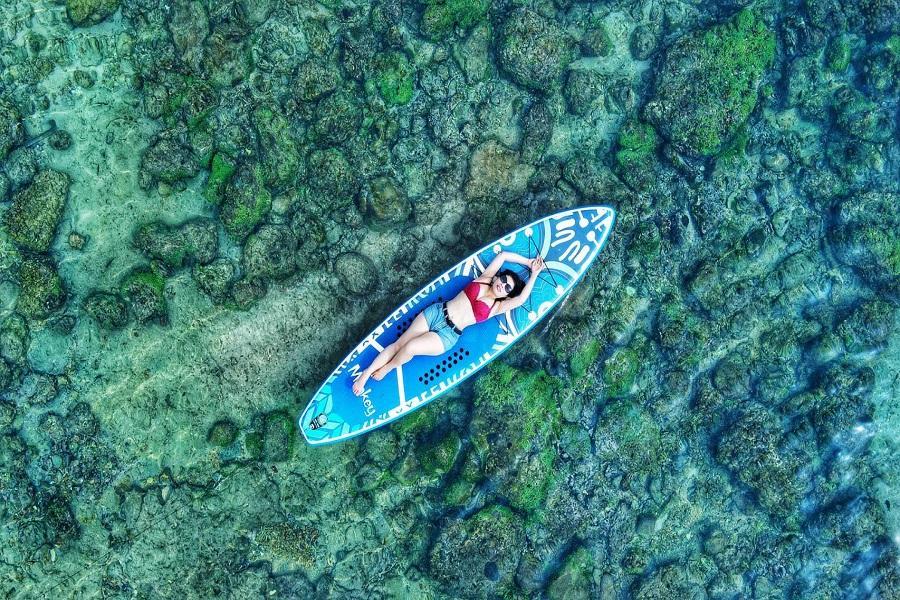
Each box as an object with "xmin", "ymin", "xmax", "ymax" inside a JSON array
[
  {"xmin": 502, "ymin": 252, "xmax": 532, "ymax": 266},
  {"xmin": 478, "ymin": 251, "xmax": 534, "ymax": 280}
]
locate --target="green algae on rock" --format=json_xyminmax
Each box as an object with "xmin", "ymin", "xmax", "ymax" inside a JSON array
[
  {"xmin": 119, "ymin": 267, "xmax": 167, "ymax": 324},
  {"xmin": 547, "ymin": 547, "xmax": 593, "ymax": 600},
  {"xmin": 220, "ymin": 165, "xmax": 272, "ymax": 241},
  {"xmin": 204, "ymin": 152, "xmax": 236, "ymax": 205},
  {"xmin": 645, "ymin": 8, "xmax": 775, "ymax": 156},
  {"xmin": 373, "ymin": 51, "xmax": 415, "ymax": 106},
  {"xmin": 4, "ymin": 170, "xmax": 68, "ymax": 253},
  {"xmin": 246, "ymin": 409, "xmax": 297, "ymax": 462}
]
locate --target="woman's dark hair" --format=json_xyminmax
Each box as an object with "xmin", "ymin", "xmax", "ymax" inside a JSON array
[{"xmin": 496, "ymin": 269, "xmax": 526, "ymax": 298}]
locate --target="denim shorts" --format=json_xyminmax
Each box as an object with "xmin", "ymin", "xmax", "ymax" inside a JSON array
[{"xmin": 422, "ymin": 302, "xmax": 460, "ymax": 352}]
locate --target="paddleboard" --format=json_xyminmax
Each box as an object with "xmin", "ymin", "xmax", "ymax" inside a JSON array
[{"xmin": 299, "ymin": 205, "xmax": 616, "ymax": 445}]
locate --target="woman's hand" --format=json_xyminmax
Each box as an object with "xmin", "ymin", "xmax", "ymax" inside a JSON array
[{"xmin": 530, "ymin": 256, "xmax": 546, "ymax": 272}]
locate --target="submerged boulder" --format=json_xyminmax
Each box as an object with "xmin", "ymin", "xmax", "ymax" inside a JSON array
[
  {"xmin": 192, "ymin": 258, "xmax": 236, "ymax": 304},
  {"xmin": 644, "ymin": 9, "xmax": 775, "ymax": 156},
  {"xmin": 242, "ymin": 224, "xmax": 297, "ymax": 281},
  {"xmin": 464, "ymin": 140, "xmax": 533, "ymax": 200},
  {"xmin": 829, "ymin": 191, "xmax": 900, "ymax": 287},
  {"xmin": 133, "ymin": 218, "xmax": 217, "ymax": 268},
  {"xmin": 66, "ymin": 0, "xmax": 121, "ymax": 27},
  {"xmin": 498, "ymin": 9, "xmax": 576, "ymax": 92},
  {"xmin": 0, "ymin": 98, "xmax": 24, "ymax": 160},
  {"xmin": 83, "ymin": 292, "xmax": 129, "ymax": 330},
  {"xmin": 220, "ymin": 165, "xmax": 272, "ymax": 242},
  {"xmin": 140, "ymin": 137, "xmax": 199, "ymax": 184},
  {"xmin": 420, "ymin": 0, "xmax": 488, "ymax": 40},
  {"xmin": 17, "ymin": 255, "xmax": 66, "ymax": 320},
  {"xmin": 119, "ymin": 268, "xmax": 167, "ymax": 324},
  {"xmin": 4, "ymin": 170, "xmax": 68, "ymax": 253},
  {"xmin": 429, "ymin": 505, "xmax": 525, "ymax": 597}
]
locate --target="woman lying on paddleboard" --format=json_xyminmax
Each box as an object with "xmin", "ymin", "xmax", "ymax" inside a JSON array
[{"xmin": 352, "ymin": 251, "xmax": 546, "ymax": 396}]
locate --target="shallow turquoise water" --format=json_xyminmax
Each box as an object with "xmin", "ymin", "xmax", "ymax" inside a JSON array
[{"xmin": 0, "ymin": 0, "xmax": 898, "ymax": 598}]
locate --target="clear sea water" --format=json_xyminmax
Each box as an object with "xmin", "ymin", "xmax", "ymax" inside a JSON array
[{"xmin": 1, "ymin": 1, "xmax": 898, "ymax": 598}]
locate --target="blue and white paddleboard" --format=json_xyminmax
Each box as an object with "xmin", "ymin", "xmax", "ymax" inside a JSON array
[{"xmin": 299, "ymin": 205, "xmax": 616, "ymax": 446}]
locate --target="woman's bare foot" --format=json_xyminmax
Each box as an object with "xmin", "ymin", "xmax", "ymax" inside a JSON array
[
  {"xmin": 372, "ymin": 366, "xmax": 389, "ymax": 381},
  {"xmin": 352, "ymin": 370, "xmax": 372, "ymax": 396}
]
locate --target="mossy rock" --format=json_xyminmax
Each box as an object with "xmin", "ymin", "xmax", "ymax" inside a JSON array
[
  {"xmin": 228, "ymin": 276, "xmax": 268, "ymax": 311},
  {"xmin": 66, "ymin": 0, "xmax": 120, "ymax": 26},
  {"xmin": 192, "ymin": 259, "xmax": 236, "ymax": 304},
  {"xmin": 0, "ymin": 313, "xmax": 29, "ymax": 366},
  {"xmin": 506, "ymin": 448, "xmax": 556, "ymax": 513},
  {"xmin": 141, "ymin": 137, "xmax": 199, "ymax": 184},
  {"xmin": 364, "ymin": 176, "xmax": 411, "ymax": 228},
  {"xmin": 373, "ymin": 51, "xmax": 415, "ymax": 106},
  {"xmin": 294, "ymin": 59, "xmax": 341, "ymax": 102},
  {"xmin": 0, "ymin": 98, "xmax": 25, "ymax": 161},
  {"xmin": 594, "ymin": 400, "xmax": 675, "ymax": 476},
  {"xmin": 204, "ymin": 152, "xmax": 236, "ymax": 206},
  {"xmin": 443, "ymin": 450, "xmax": 481, "ymax": 505},
  {"xmin": 471, "ymin": 363, "xmax": 565, "ymax": 473},
  {"xmin": 119, "ymin": 268, "xmax": 167, "ymax": 324},
  {"xmin": 644, "ymin": 8, "xmax": 775, "ymax": 156},
  {"xmin": 714, "ymin": 404, "xmax": 804, "ymax": 525},
  {"xmin": 601, "ymin": 345, "xmax": 640, "ymax": 397},
  {"xmin": 252, "ymin": 410, "xmax": 296, "ymax": 462},
  {"xmin": 832, "ymin": 85, "xmax": 892, "ymax": 143},
  {"xmin": 313, "ymin": 89, "xmax": 362, "ymax": 146},
  {"xmin": 307, "ymin": 148, "xmax": 357, "ymax": 201},
  {"xmin": 825, "ymin": 34, "xmax": 852, "ymax": 72},
  {"xmin": 429, "ymin": 504, "xmax": 524, "ymax": 597},
  {"xmin": 497, "ymin": 8, "xmax": 576, "ymax": 92},
  {"xmin": 615, "ymin": 119, "xmax": 659, "ymax": 173},
  {"xmin": 582, "ymin": 23, "xmax": 612, "ymax": 57},
  {"xmin": 563, "ymin": 68, "xmax": 605, "ymax": 116},
  {"xmin": 391, "ymin": 404, "xmax": 440, "ymax": 439},
  {"xmin": 83, "ymin": 291, "xmax": 129, "ymax": 330},
  {"xmin": 418, "ymin": 430, "xmax": 461, "ymax": 476},
  {"xmin": 570, "ymin": 338, "xmax": 603, "ymax": 381},
  {"xmin": 133, "ymin": 218, "xmax": 217, "ymax": 269},
  {"xmin": 220, "ymin": 164, "xmax": 272, "ymax": 242},
  {"xmin": 4, "ymin": 170, "xmax": 69, "ymax": 253},
  {"xmin": 16, "ymin": 255, "xmax": 66, "ymax": 319},
  {"xmin": 830, "ymin": 191, "xmax": 900, "ymax": 283},
  {"xmin": 420, "ymin": 0, "xmax": 489, "ymax": 41},
  {"xmin": 242, "ymin": 224, "xmax": 298, "ymax": 281},
  {"xmin": 547, "ymin": 547, "xmax": 593, "ymax": 600},
  {"xmin": 253, "ymin": 106, "xmax": 302, "ymax": 192},
  {"xmin": 207, "ymin": 419, "xmax": 239, "ymax": 447}
]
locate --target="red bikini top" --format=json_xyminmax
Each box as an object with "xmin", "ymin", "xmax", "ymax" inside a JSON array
[{"xmin": 464, "ymin": 281, "xmax": 494, "ymax": 323}]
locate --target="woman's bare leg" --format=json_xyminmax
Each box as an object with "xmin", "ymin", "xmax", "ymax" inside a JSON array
[
  {"xmin": 352, "ymin": 313, "xmax": 431, "ymax": 395},
  {"xmin": 352, "ymin": 343, "xmax": 400, "ymax": 395},
  {"xmin": 372, "ymin": 332, "xmax": 445, "ymax": 380}
]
